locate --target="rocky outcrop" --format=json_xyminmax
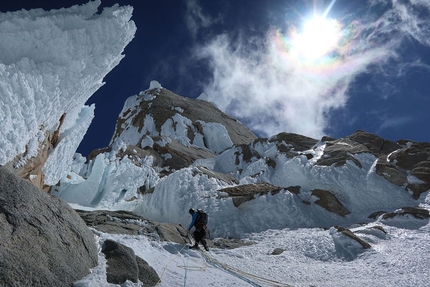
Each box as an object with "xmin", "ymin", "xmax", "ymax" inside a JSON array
[
  {"xmin": 369, "ymin": 207, "xmax": 430, "ymax": 220},
  {"xmin": 76, "ymin": 209, "xmax": 189, "ymax": 244},
  {"xmin": 311, "ymin": 130, "xmax": 430, "ymax": 199},
  {"xmin": 152, "ymin": 137, "xmax": 216, "ymax": 173},
  {"xmin": 194, "ymin": 165, "xmax": 238, "ymax": 185},
  {"xmin": 270, "ymin": 132, "xmax": 319, "ymax": 156},
  {"xmin": 0, "ymin": 167, "xmax": 98, "ymax": 287},
  {"xmin": 317, "ymin": 130, "xmax": 400, "ymax": 167},
  {"xmin": 311, "ymin": 189, "xmax": 350, "ymax": 217},
  {"xmin": 270, "ymin": 248, "xmax": 285, "ymax": 255},
  {"xmin": 87, "ymin": 86, "xmax": 259, "ymax": 176},
  {"xmin": 376, "ymin": 141, "xmax": 430, "ymax": 199},
  {"xmin": 218, "ymin": 182, "xmax": 351, "ymax": 216},
  {"xmin": 102, "ymin": 239, "xmax": 159, "ymax": 286},
  {"xmin": 219, "ymin": 182, "xmax": 284, "ymax": 207},
  {"xmin": 3, "ymin": 130, "xmax": 51, "ymax": 191},
  {"xmin": 232, "ymin": 133, "xmax": 319, "ymax": 167}
]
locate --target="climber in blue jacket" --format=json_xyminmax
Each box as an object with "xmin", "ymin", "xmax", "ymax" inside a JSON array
[{"xmin": 188, "ymin": 208, "xmax": 209, "ymax": 251}]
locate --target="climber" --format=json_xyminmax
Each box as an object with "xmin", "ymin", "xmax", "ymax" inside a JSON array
[{"xmin": 188, "ymin": 208, "xmax": 209, "ymax": 251}]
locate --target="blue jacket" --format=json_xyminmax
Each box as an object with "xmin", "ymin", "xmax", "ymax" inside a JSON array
[{"xmin": 188, "ymin": 212, "xmax": 198, "ymax": 231}]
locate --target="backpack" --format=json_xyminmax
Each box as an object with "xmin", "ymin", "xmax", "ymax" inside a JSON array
[{"xmin": 196, "ymin": 209, "xmax": 208, "ymax": 225}]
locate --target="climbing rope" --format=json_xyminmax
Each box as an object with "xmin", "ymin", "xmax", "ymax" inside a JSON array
[
  {"xmin": 155, "ymin": 234, "xmax": 207, "ymax": 286},
  {"xmin": 155, "ymin": 243, "xmax": 188, "ymax": 286},
  {"xmin": 155, "ymin": 233, "xmax": 291, "ymax": 287},
  {"xmin": 199, "ymin": 250, "xmax": 292, "ymax": 287},
  {"xmin": 183, "ymin": 245, "xmax": 188, "ymax": 287}
]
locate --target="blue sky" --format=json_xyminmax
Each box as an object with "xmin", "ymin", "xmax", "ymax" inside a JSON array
[{"xmin": 2, "ymin": 0, "xmax": 430, "ymax": 156}]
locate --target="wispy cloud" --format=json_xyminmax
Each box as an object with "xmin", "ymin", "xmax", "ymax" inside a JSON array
[
  {"xmin": 185, "ymin": 0, "xmax": 221, "ymax": 40},
  {"xmin": 190, "ymin": 0, "xmax": 430, "ymax": 139},
  {"xmin": 377, "ymin": 116, "xmax": 414, "ymax": 133}
]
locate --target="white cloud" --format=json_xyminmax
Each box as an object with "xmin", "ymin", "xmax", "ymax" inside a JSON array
[{"xmin": 192, "ymin": 0, "xmax": 430, "ymax": 139}]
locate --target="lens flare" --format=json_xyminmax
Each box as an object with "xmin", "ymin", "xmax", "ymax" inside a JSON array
[
  {"xmin": 270, "ymin": 16, "xmax": 360, "ymax": 76},
  {"xmin": 293, "ymin": 17, "xmax": 341, "ymax": 60},
  {"xmin": 267, "ymin": 0, "xmax": 356, "ymax": 74}
]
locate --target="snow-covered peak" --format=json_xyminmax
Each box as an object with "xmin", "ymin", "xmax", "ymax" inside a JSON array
[
  {"xmin": 110, "ymin": 86, "xmax": 257, "ymax": 154},
  {"xmin": 149, "ymin": 80, "xmax": 162, "ymax": 90},
  {"xmin": 197, "ymin": 92, "xmax": 208, "ymax": 101}
]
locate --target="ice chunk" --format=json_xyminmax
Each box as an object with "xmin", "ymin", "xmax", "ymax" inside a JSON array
[{"xmin": 149, "ymin": 80, "xmax": 162, "ymax": 90}]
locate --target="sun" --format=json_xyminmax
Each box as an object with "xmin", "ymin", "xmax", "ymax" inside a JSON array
[{"xmin": 291, "ymin": 16, "xmax": 341, "ymax": 61}]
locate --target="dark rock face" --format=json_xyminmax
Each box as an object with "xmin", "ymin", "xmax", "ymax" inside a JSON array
[
  {"xmin": 269, "ymin": 132, "xmax": 319, "ymax": 152},
  {"xmin": 219, "ymin": 182, "xmax": 284, "ymax": 207},
  {"xmin": 380, "ymin": 207, "xmax": 430, "ymax": 220},
  {"xmin": 0, "ymin": 167, "xmax": 98, "ymax": 287},
  {"xmin": 194, "ymin": 165, "xmax": 238, "ymax": 185},
  {"xmin": 311, "ymin": 189, "xmax": 350, "ymax": 217},
  {"xmin": 102, "ymin": 239, "xmax": 159, "ymax": 286},
  {"xmin": 155, "ymin": 222, "xmax": 189, "ymax": 244},
  {"xmin": 376, "ymin": 141, "xmax": 430, "ymax": 199},
  {"xmin": 271, "ymin": 248, "xmax": 285, "ymax": 255},
  {"xmin": 310, "ymin": 130, "xmax": 430, "ymax": 200},
  {"xmin": 153, "ymin": 138, "xmax": 216, "ymax": 172},
  {"xmin": 317, "ymin": 130, "xmax": 400, "ymax": 167}
]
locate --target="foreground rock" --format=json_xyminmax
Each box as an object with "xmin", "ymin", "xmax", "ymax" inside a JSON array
[
  {"xmin": 102, "ymin": 240, "xmax": 160, "ymax": 286},
  {"xmin": 0, "ymin": 167, "xmax": 98, "ymax": 287}
]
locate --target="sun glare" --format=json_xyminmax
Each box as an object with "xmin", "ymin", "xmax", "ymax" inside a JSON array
[{"xmin": 292, "ymin": 16, "xmax": 341, "ymax": 61}]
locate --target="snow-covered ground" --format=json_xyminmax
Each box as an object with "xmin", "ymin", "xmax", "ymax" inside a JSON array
[{"xmin": 73, "ymin": 199, "xmax": 430, "ymax": 287}]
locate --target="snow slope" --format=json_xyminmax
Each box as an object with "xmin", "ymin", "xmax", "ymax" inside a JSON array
[{"xmin": 72, "ymin": 201, "xmax": 430, "ymax": 287}]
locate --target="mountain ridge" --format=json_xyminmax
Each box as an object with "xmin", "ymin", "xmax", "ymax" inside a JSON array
[{"xmin": 47, "ymin": 82, "xmax": 429, "ymax": 239}]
